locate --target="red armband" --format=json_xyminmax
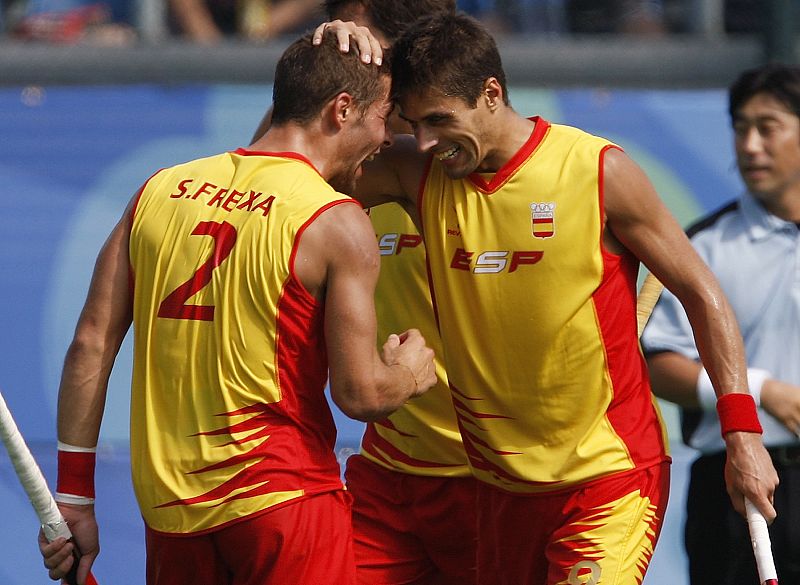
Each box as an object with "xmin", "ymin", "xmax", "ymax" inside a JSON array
[
  {"xmin": 56, "ymin": 443, "xmax": 96, "ymax": 505},
  {"xmin": 716, "ymin": 393, "xmax": 763, "ymax": 436}
]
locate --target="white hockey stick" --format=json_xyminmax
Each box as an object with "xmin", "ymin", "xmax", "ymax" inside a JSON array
[
  {"xmin": 0, "ymin": 389, "xmax": 98, "ymax": 585},
  {"xmin": 745, "ymin": 499, "xmax": 779, "ymax": 585}
]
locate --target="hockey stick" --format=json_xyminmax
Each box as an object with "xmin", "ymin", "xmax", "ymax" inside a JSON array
[
  {"xmin": 0, "ymin": 389, "xmax": 98, "ymax": 585},
  {"xmin": 636, "ymin": 272, "xmax": 664, "ymax": 336},
  {"xmin": 745, "ymin": 499, "xmax": 779, "ymax": 585}
]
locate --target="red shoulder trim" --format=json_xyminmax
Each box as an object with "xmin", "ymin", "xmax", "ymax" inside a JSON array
[{"xmin": 233, "ymin": 148, "xmax": 322, "ymax": 178}]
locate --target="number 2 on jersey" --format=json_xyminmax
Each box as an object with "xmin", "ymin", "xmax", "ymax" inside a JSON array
[{"xmin": 157, "ymin": 221, "xmax": 237, "ymax": 321}]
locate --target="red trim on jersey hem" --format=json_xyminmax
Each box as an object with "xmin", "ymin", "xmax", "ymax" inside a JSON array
[
  {"xmin": 478, "ymin": 460, "xmax": 671, "ymax": 498},
  {"xmin": 467, "ymin": 116, "xmax": 549, "ymax": 194},
  {"xmin": 287, "ymin": 198, "xmax": 363, "ymax": 304},
  {"xmin": 233, "ymin": 148, "xmax": 323, "ymax": 178},
  {"xmin": 145, "ymin": 487, "xmax": 347, "ymax": 537}
]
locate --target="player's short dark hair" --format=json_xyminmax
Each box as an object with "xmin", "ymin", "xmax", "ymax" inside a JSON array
[
  {"xmin": 272, "ymin": 30, "xmax": 391, "ymax": 125},
  {"xmin": 390, "ymin": 11, "xmax": 509, "ymax": 108},
  {"xmin": 323, "ymin": 0, "xmax": 456, "ymax": 43},
  {"xmin": 729, "ymin": 63, "xmax": 800, "ymax": 121}
]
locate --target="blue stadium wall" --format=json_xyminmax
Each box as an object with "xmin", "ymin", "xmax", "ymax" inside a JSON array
[{"xmin": 0, "ymin": 84, "xmax": 742, "ymax": 584}]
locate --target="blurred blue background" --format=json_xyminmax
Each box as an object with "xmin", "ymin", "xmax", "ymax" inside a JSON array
[{"xmin": 0, "ymin": 83, "xmax": 743, "ymax": 584}]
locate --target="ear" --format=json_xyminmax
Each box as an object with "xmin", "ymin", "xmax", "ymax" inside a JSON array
[
  {"xmin": 329, "ymin": 91, "xmax": 356, "ymax": 130},
  {"xmin": 482, "ymin": 77, "xmax": 503, "ymax": 112}
]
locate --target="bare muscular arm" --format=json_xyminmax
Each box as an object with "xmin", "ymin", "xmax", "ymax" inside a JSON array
[
  {"xmin": 58, "ymin": 203, "xmax": 133, "ymax": 449},
  {"xmin": 41, "ymin": 200, "xmax": 134, "ymax": 583},
  {"xmin": 295, "ymin": 201, "xmax": 435, "ymax": 421},
  {"xmin": 602, "ymin": 147, "xmax": 778, "ymax": 520}
]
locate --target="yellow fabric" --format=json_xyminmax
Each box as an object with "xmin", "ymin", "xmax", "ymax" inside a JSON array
[
  {"xmin": 361, "ymin": 203, "xmax": 469, "ymax": 476},
  {"xmin": 129, "ymin": 150, "xmax": 351, "ymax": 533},
  {"xmin": 421, "ymin": 120, "xmax": 667, "ymax": 493}
]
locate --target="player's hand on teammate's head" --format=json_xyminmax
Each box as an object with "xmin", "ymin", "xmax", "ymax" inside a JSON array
[
  {"xmin": 383, "ymin": 329, "xmax": 437, "ymax": 397},
  {"xmin": 312, "ymin": 20, "xmax": 384, "ymax": 66}
]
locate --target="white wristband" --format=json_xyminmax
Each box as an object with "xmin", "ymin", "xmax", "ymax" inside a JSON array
[
  {"xmin": 54, "ymin": 492, "xmax": 95, "ymax": 505},
  {"xmin": 57, "ymin": 441, "xmax": 97, "ymax": 453},
  {"xmin": 696, "ymin": 367, "xmax": 772, "ymax": 411}
]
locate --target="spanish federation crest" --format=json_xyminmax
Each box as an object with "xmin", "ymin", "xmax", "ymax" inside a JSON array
[{"xmin": 530, "ymin": 202, "xmax": 555, "ymax": 238}]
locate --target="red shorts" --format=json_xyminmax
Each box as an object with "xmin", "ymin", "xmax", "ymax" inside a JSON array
[
  {"xmin": 477, "ymin": 462, "xmax": 670, "ymax": 585},
  {"xmin": 345, "ymin": 454, "xmax": 478, "ymax": 585},
  {"xmin": 144, "ymin": 490, "xmax": 356, "ymax": 585}
]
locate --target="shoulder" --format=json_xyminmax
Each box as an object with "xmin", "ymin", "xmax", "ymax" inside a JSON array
[
  {"xmin": 304, "ymin": 201, "xmax": 378, "ymax": 261},
  {"xmin": 547, "ymin": 122, "xmax": 617, "ymax": 151}
]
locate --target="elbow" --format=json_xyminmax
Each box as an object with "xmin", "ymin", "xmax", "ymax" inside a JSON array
[
  {"xmin": 66, "ymin": 321, "xmax": 124, "ymax": 370},
  {"xmin": 334, "ymin": 399, "xmax": 393, "ymax": 423},
  {"xmin": 330, "ymin": 384, "xmax": 396, "ymax": 423}
]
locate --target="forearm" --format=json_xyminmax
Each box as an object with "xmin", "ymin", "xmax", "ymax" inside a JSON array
[
  {"xmin": 56, "ymin": 209, "xmax": 132, "ymax": 446},
  {"xmin": 681, "ymin": 284, "xmax": 748, "ymax": 398},
  {"xmin": 264, "ymin": 0, "xmax": 319, "ymax": 36},
  {"xmin": 56, "ymin": 331, "xmax": 120, "ymax": 447},
  {"xmin": 329, "ymin": 354, "xmax": 418, "ymax": 422},
  {"xmin": 170, "ymin": 0, "xmax": 222, "ymax": 41}
]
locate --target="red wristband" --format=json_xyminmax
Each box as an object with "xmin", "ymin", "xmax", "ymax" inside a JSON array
[
  {"xmin": 716, "ymin": 393, "xmax": 763, "ymax": 436},
  {"xmin": 56, "ymin": 449, "xmax": 96, "ymax": 500}
]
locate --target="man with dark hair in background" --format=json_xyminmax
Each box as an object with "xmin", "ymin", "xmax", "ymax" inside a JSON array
[
  {"xmin": 643, "ymin": 63, "xmax": 800, "ymax": 585},
  {"xmin": 318, "ymin": 12, "xmax": 778, "ymax": 584},
  {"xmin": 38, "ymin": 30, "xmax": 436, "ymax": 585}
]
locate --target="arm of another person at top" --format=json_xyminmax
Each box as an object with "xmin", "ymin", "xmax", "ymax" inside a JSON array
[
  {"xmin": 296, "ymin": 201, "xmax": 436, "ymax": 421},
  {"xmin": 39, "ymin": 199, "xmax": 134, "ymax": 584},
  {"xmin": 602, "ymin": 147, "xmax": 778, "ymax": 520},
  {"xmin": 169, "ymin": 0, "xmax": 224, "ymax": 43}
]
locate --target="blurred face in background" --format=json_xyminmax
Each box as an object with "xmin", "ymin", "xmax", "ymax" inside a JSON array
[{"xmin": 733, "ymin": 92, "xmax": 800, "ymax": 208}]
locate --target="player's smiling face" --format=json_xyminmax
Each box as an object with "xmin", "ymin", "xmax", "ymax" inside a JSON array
[{"xmin": 398, "ymin": 88, "xmax": 490, "ymax": 180}]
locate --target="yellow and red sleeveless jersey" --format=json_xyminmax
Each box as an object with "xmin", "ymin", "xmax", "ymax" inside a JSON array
[
  {"xmin": 129, "ymin": 149, "xmax": 355, "ymax": 533},
  {"xmin": 419, "ymin": 118, "xmax": 669, "ymax": 493},
  {"xmin": 360, "ymin": 204, "xmax": 469, "ymax": 476}
]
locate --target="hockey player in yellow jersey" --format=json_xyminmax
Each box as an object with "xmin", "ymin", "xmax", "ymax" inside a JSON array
[
  {"xmin": 38, "ymin": 31, "xmax": 438, "ymax": 585},
  {"xmin": 315, "ymin": 12, "xmax": 779, "ymax": 585},
  {"xmin": 321, "ymin": 3, "xmax": 479, "ymax": 585},
  {"xmin": 251, "ymin": 3, "xmax": 478, "ymax": 583},
  {"xmin": 352, "ymin": 199, "xmax": 478, "ymax": 585}
]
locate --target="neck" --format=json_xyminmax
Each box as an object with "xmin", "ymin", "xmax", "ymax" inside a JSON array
[
  {"xmin": 250, "ymin": 123, "xmax": 333, "ymax": 179},
  {"xmin": 477, "ymin": 109, "xmax": 536, "ymax": 173},
  {"xmin": 754, "ymin": 177, "xmax": 800, "ymax": 222}
]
